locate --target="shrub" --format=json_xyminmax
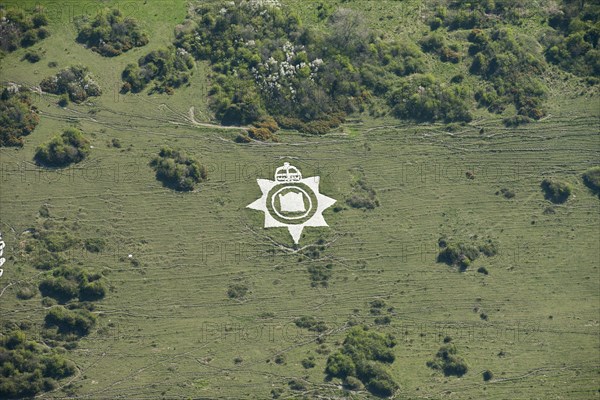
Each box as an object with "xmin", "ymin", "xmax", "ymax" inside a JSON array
[
  {"xmin": 32, "ymin": 251, "xmax": 64, "ymax": 270},
  {"xmin": 23, "ymin": 50, "xmax": 41, "ymax": 63},
  {"xmin": 541, "ymin": 178, "xmax": 572, "ymax": 204},
  {"xmin": 426, "ymin": 344, "xmax": 468, "ymax": 377},
  {"xmin": 294, "ymin": 316, "xmax": 328, "ymax": 332},
  {"xmin": 0, "ymin": 329, "xmax": 76, "ymax": 398},
  {"xmin": 149, "ymin": 147, "xmax": 207, "ymax": 191},
  {"xmin": 79, "ymin": 280, "xmax": 107, "ymax": 301},
  {"xmin": 374, "ymin": 316, "xmax": 392, "ymax": 325},
  {"xmin": 84, "ymin": 238, "xmax": 105, "ymax": 253},
  {"xmin": 40, "ymin": 65, "xmax": 102, "ymax": 103},
  {"xmin": 388, "ymin": 74, "xmax": 472, "ymax": 123},
  {"xmin": 58, "ymin": 94, "xmax": 69, "ymax": 107},
  {"xmin": 301, "ymin": 356, "xmax": 316, "ymax": 369},
  {"xmin": 175, "ymin": 2, "xmax": 421, "ymax": 131},
  {"xmin": 288, "ymin": 378, "xmax": 307, "ymax": 391},
  {"xmin": 121, "ymin": 47, "xmax": 194, "ymax": 94},
  {"xmin": 274, "ymin": 354, "xmax": 286, "ymax": 364},
  {"xmin": 227, "ymin": 283, "xmax": 248, "ymax": 300},
  {"xmin": 307, "ymin": 264, "xmax": 333, "ymax": 287},
  {"xmin": 582, "ymin": 167, "xmax": 600, "ymax": 195},
  {"xmin": 478, "ymin": 241, "xmax": 498, "ymax": 257},
  {"xmin": 34, "ymin": 128, "xmax": 90, "ymax": 167},
  {"xmin": 39, "ymin": 276, "xmax": 79, "ymax": 302},
  {"xmin": 503, "ymin": 114, "xmax": 531, "ymax": 126},
  {"xmin": 498, "ymin": 188, "xmax": 515, "ymax": 199},
  {"xmin": 39, "ymin": 265, "xmax": 107, "ymax": 302},
  {"xmin": 483, "ymin": 369, "xmax": 493, "ymax": 381},
  {"xmin": 468, "ymin": 27, "xmax": 548, "ymax": 121},
  {"xmin": 343, "ymin": 376, "xmax": 364, "ymax": 390},
  {"xmin": 346, "ymin": 176, "xmax": 380, "ymax": 210},
  {"xmin": 326, "ymin": 326, "xmax": 398, "ymax": 397},
  {"xmin": 75, "ymin": 8, "xmax": 149, "ymax": 57},
  {"xmin": 325, "ymin": 352, "xmax": 356, "ymax": 377},
  {"xmin": 438, "ymin": 238, "xmax": 497, "ymax": 270},
  {"xmin": 544, "ymin": 2, "xmax": 600, "ymax": 78},
  {"xmin": 0, "ymin": 85, "xmax": 39, "ymax": 147},
  {"xmin": 0, "ymin": 7, "xmax": 50, "ymax": 52},
  {"xmin": 44, "ymin": 306, "xmax": 97, "ymax": 336},
  {"xmin": 43, "ymin": 231, "xmax": 78, "ymax": 252},
  {"xmin": 247, "ymin": 127, "xmax": 278, "ymax": 142},
  {"xmin": 16, "ymin": 284, "xmax": 37, "ymax": 300}
]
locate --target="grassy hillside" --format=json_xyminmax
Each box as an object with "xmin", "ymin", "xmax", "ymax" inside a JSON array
[{"xmin": 0, "ymin": 0, "xmax": 598, "ymax": 399}]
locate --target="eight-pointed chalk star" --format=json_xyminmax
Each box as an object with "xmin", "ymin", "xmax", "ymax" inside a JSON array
[{"xmin": 247, "ymin": 163, "xmax": 336, "ymax": 244}]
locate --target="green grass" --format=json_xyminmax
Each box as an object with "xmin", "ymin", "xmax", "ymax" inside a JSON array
[{"xmin": 0, "ymin": 1, "xmax": 599, "ymax": 399}]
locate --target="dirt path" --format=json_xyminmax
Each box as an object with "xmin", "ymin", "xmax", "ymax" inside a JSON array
[{"xmin": 187, "ymin": 106, "xmax": 246, "ymax": 130}]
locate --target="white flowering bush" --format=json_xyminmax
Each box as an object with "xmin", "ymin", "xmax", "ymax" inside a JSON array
[{"xmin": 251, "ymin": 41, "xmax": 322, "ymax": 101}]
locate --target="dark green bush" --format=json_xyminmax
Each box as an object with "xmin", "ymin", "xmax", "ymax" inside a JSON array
[
  {"xmin": 39, "ymin": 276, "xmax": 79, "ymax": 302},
  {"xmin": 437, "ymin": 243, "xmax": 478, "ymax": 268},
  {"xmin": 288, "ymin": 378, "xmax": 307, "ymax": 391},
  {"xmin": 84, "ymin": 238, "xmax": 105, "ymax": 253},
  {"xmin": 0, "ymin": 329, "xmax": 76, "ymax": 398},
  {"xmin": 121, "ymin": 47, "xmax": 194, "ymax": 94},
  {"xmin": 541, "ymin": 178, "xmax": 572, "ymax": 204},
  {"xmin": 149, "ymin": 147, "xmax": 207, "ymax": 191},
  {"xmin": 75, "ymin": 8, "xmax": 148, "ymax": 57},
  {"xmin": 326, "ymin": 326, "xmax": 398, "ymax": 397},
  {"xmin": 437, "ymin": 238, "xmax": 498, "ymax": 270},
  {"xmin": 44, "ymin": 305, "xmax": 97, "ymax": 336},
  {"xmin": 0, "ymin": 7, "xmax": 50, "ymax": 52},
  {"xmin": 22, "ymin": 50, "xmax": 41, "ymax": 63},
  {"xmin": 582, "ymin": 167, "xmax": 600, "ymax": 195},
  {"xmin": 498, "ymin": 188, "xmax": 515, "ymax": 199},
  {"xmin": 388, "ymin": 74, "xmax": 472, "ymax": 123},
  {"xmin": 294, "ymin": 316, "xmax": 328, "ymax": 332},
  {"xmin": 34, "ymin": 128, "xmax": 90, "ymax": 167},
  {"xmin": 325, "ymin": 352, "xmax": 356, "ymax": 378},
  {"xmin": 426, "ymin": 344, "xmax": 468, "ymax": 377},
  {"xmin": 301, "ymin": 356, "xmax": 316, "ymax": 369},
  {"xmin": 79, "ymin": 280, "xmax": 107, "ymax": 301},
  {"xmin": 483, "ymin": 369, "xmax": 493, "ymax": 381},
  {"xmin": 467, "ymin": 27, "xmax": 547, "ymax": 121},
  {"xmin": 544, "ymin": 1, "xmax": 600, "ymax": 78},
  {"xmin": 0, "ymin": 86, "xmax": 39, "ymax": 147},
  {"xmin": 39, "ymin": 265, "xmax": 107, "ymax": 302}
]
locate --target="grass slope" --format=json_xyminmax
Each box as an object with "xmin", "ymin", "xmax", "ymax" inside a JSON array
[{"xmin": 0, "ymin": 0, "xmax": 598, "ymax": 399}]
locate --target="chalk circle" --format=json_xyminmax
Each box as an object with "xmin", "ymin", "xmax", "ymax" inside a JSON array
[{"xmin": 267, "ymin": 183, "xmax": 318, "ymax": 224}]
